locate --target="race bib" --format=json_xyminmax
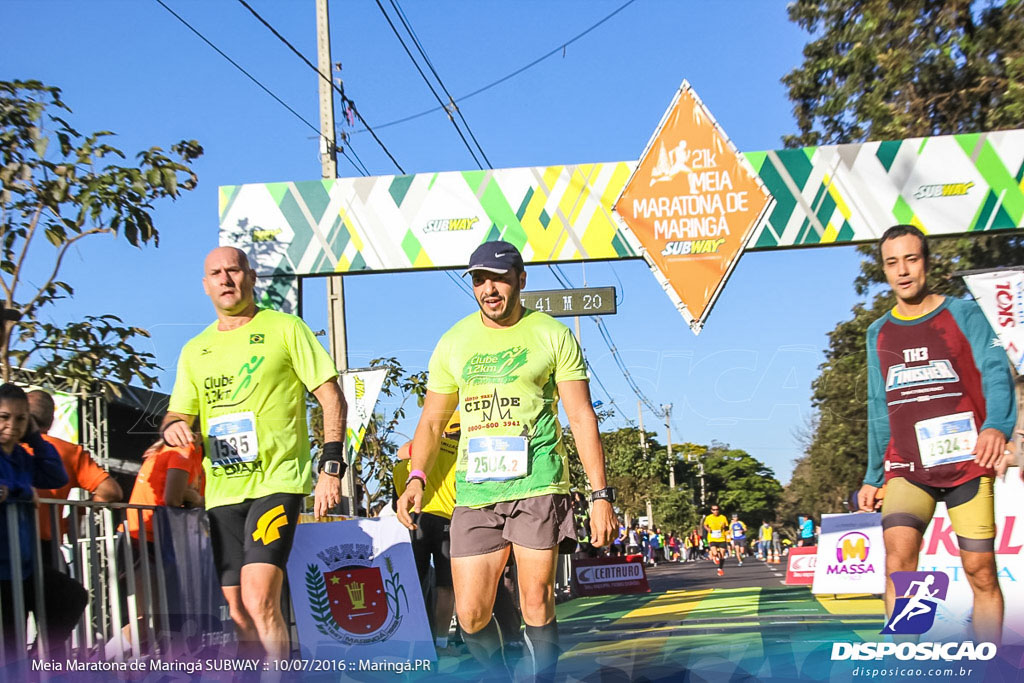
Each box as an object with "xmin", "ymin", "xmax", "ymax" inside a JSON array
[
  {"xmin": 207, "ymin": 412, "xmax": 259, "ymax": 467},
  {"xmin": 915, "ymin": 411, "xmax": 978, "ymax": 469},
  {"xmin": 709, "ymin": 529, "xmax": 723, "ymax": 540},
  {"xmin": 466, "ymin": 436, "xmax": 528, "ymax": 483}
]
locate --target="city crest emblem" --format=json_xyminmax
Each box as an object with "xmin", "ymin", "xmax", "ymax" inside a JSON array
[
  {"xmin": 326, "ymin": 566, "xmax": 387, "ymax": 634},
  {"xmin": 305, "ymin": 543, "xmax": 408, "ymax": 645}
]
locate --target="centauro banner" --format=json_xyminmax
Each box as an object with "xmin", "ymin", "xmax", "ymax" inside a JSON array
[
  {"xmin": 341, "ymin": 368, "xmax": 387, "ymax": 466},
  {"xmin": 962, "ymin": 269, "xmax": 1024, "ymax": 374},
  {"xmin": 613, "ymin": 80, "xmax": 773, "ymax": 332},
  {"xmin": 286, "ymin": 517, "xmax": 434, "ymax": 662}
]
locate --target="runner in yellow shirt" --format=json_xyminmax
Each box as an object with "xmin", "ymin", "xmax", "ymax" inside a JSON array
[{"xmin": 703, "ymin": 504, "xmax": 730, "ymax": 577}]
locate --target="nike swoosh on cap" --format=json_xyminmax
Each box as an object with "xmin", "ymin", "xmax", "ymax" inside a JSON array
[{"xmin": 495, "ymin": 251, "xmax": 512, "ymax": 258}]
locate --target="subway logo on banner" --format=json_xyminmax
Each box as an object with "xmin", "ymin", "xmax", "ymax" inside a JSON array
[{"xmin": 661, "ymin": 239, "xmax": 726, "ymax": 256}]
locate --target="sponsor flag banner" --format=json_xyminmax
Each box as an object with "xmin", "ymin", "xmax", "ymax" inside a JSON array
[
  {"xmin": 811, "ymin": 513, "xmax": 885, "ymax": 594},
  {"xmin": 613, "ymin": 80, "xmax": 773, "ymax": 333},
  {"xmin": 917, "ymin": 467, "xmax": 1024, "ymax": 644},
  {"xmin": 573, "ymin": 555, "xmax": 650, "ymax": 597},
  {"xmin": 287, "ymin": 516, "xmax": 435, "ymax": 662},
  {"xmin": 221, "ymin": 130, "xmax": 1024, "ymax": 330},
  {"xmin": 341, "ymin": 368, "xmax": 388, "ymax": 466},
  {"xmin": 784, "ymin": 546, "xmax": 817, "ymax": 585},
  {"xmin": 963, "ymin": 269, "xmax": 1024, "ymax": 373}
]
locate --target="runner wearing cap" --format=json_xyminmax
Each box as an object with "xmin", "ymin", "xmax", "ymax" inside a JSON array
[
  {"xmin": 858, "ymin": 224, "xmax": 1017, "ymax": 644},
  {"xmin": 703, "ymin": 505, "xmax": 729, "ymax": 577},
  {"xmin": 396, "ymin": 240, "xmax": 617, "ymax": 681}
]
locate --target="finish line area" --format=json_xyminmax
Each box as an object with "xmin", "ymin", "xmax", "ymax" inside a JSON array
[{"xmin": 428, "ymin": 559, "xmax": 892, "ymax": 683}]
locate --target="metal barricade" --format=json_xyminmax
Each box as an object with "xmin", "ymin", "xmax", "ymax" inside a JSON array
[{"xmin": 2, "ymin": 498, "xmax": 223, "ymax": 668}]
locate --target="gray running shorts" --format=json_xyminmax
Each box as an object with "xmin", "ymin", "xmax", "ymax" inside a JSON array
[{"xmin": 450, "ymin": 493, "xmax": 575, "ymax": 558}]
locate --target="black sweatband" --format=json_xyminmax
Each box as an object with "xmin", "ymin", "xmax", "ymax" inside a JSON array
[
  {"xmin": 322, "ymin": 441, "xmax": 344, "ymax": 462},
  {"xmin": 161, "ymin": 419, "xmax": 185, "ymax": 440}
]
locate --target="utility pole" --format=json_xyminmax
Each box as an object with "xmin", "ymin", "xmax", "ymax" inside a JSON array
[
  {"xmin": 316, "ymin": 0, "xmax": 357, "ymax": 516},
  {"xmin": 637, "ymin": 401, "xmax": 651, "ymax": 528},
  {"xmin": 664, "ymin": 403, "xmax": 674, "ymax": 489},
  {"xmin": 637, "ymin": 401, "xmax": 647, "ymax": 454}
]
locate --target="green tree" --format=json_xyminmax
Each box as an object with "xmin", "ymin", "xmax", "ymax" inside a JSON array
[
  {"xmin": 782, "ymin": 0, "xmax": 1024, "ymax": 516},
  {"xmin": 690, "ymin": 443, "xmax": 784, "ymax": 526},
  {"xmin": 783, "ymin": 0, "xmax": 1024, "ymax": 148},
  {"xmin": 1, "ymin": 80, "xmax": 202, "ymax": 391}
]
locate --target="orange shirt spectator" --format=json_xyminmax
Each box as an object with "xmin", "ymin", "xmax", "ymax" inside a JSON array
[
  {"xmin": 28, "ymin": 390, "xmax": 122, "ymax": 541},
  {"xmin": 36, "ymin": 434, "xmax": 121, "ymax": 540},
  {"xmin": 125, "ymin": 442, "xmax": 204, "ymax": 540}
]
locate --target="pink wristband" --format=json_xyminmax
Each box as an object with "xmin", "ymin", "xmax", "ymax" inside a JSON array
[{"xmin": 408, "ymin": 469, "xmax": 427, "ymax": 482}]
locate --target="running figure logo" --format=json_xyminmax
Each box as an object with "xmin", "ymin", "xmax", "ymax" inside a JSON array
[{"xmin": 881, "ymin": 571, "xmax": 950, "ymax": 634}]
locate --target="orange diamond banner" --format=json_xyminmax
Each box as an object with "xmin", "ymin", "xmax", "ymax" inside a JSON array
[{"xmin": 614, "ymin": 81, "xmax": 773, "ymax": 334}]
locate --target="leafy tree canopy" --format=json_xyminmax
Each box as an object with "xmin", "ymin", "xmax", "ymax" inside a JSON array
[{"xmin": 1, "ymin": 80, "xmax": 202, "ymax": 392}]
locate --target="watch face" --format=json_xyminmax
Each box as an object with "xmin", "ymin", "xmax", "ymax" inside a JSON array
[{"xmin": 323, "ymin": 460, "xmax": 341, "ymax": 476}]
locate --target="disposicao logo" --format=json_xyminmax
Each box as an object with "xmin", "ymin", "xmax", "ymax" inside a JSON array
[{"xmin": 882, "ymin": 571, "xmax": 948, "ymax": 635}]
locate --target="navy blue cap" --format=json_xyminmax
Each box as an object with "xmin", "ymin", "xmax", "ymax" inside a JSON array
[{"xmin": 463, "ymin": 240, "xmax": 524, "ymax": 275}]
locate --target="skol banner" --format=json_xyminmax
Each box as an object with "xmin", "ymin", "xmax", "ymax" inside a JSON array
[
  {"xmin": 341, "ymin": 368, "xmax": 387, "ymax": 466},
  {"xmin": 613, "ymin": 80, "xmax": 773, "ymax": 332},
  {"xmin": 286, "ymin": 516, "xmax": 435, "ymax": 663},
  {"xmin": 917, "ymin": 468, "xmax": 1024, "ymax": 645},
  {"xmin": 963, "ymin": 269, "xmax": 1024, "ymax": 373},
  {"xmin": 812, "ymin": 513, "xmax": 885, "ymax": 595}
]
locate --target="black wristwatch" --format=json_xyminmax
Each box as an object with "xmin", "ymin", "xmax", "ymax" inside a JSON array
[
  {"xmin": 320, "ymin": 459, "xmax": 344, "ymax": 477},
  {"xmin": 591, "ymin": 487, "xmax": 616, "ymax": 503}
]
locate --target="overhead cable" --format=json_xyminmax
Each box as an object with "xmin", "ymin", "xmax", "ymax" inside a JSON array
[
  {"xmin": 387, "ymin": 0, "xmax": 493, "ymax": 168},
  {"xmin": 153, "ymin": 0, "xmax": 367, "ymax": 177},
  {"xmin": 356, "ymin": 0, "xmax": 639, "ymax": 132},
  {"xmin": 234, "ymin": 0, "xmax": 406, "ymax": 174}
]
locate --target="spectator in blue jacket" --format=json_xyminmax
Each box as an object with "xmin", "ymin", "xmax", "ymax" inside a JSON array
[{"xmin": 0, "ymin": 383, "xmax": 87, "ymax": 661}]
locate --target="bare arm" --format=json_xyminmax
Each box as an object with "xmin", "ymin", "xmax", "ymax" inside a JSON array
[
  {"xmin": 164, "ymin": 468, "xmax": 190, "ymax": 507},
  {"xmin": 312, "ymin": 379, "xmax": 345, "ymax": 443},
  {"xmin": 560, "ymin": 379, "xmax": 617, "ymax": 547},
  {"xmin": 396, "ymin": 390, "xmax": 458, "ymax": 530},
  {"xmin": 91, "ymin": 476, "xmax": 123, "ymax": 503},
  {"xmin": 311, "ymin": 379, "xmax": 345, "ymax": 519},
  {"xmin": 160, "ymin": 412, "xmax": 196, "ymax": 447}
]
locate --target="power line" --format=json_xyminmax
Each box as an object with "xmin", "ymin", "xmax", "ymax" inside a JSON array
[
  {"xmin": 234, "ymin": 0, "xmax": 406, "ymax": 174},
  {"xmin": 548, "ymin": 264, "xmax": 665, "ymax": 419},
  {"xmin": 355, "ymin": 0, "xmax": 639, "ymax": 133},
  {"xmin": 373, "ymin": 0, "xmax": 484, "ymax": 169},
  {"xmin": 388, "ymin": 0, "xmax": 493, "ymax": 168},
  {"xmin": 153, "ymin": 0, "xmax": 367, "ymax": 177}
]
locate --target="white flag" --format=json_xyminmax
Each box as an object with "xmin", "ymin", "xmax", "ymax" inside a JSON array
[
  {"xmin": 341, "ymin": 368, "xmax": 388, "ymax": 464},
  {"xmin": 963, "ymin": 270, "xmax": 1024, "ymax": 373}
]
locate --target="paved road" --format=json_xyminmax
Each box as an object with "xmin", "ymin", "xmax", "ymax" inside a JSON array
[{"xmin": 433, "ymin": 556, "xmax": 886, "ymax": 682}]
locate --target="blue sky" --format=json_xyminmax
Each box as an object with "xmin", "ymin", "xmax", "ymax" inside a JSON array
[{"xmin": 3, "ymin": 1, "xmax": 869, "ymax": 484}]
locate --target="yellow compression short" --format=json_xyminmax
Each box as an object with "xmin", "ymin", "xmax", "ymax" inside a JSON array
[{"xmin": 881, "ymin": 476, "xmax": 995, "ymax": 553}]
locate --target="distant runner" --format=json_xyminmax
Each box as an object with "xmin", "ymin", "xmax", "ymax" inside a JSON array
[
  {"xmin": 729, "ymin": 514, "xmax": 747, "ymax": 566},
  {"xmin": 703, "ymin": 505, "xmax": 729, "ymax": 577}
]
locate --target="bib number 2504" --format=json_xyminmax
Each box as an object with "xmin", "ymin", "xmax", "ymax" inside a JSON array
[{"xmin": 466, "ymin": 436, "xmax": 528, "ymax": 483}]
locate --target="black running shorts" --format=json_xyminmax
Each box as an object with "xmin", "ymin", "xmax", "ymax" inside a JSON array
[{"xmin": 207, "ymin": 493, "xmax": 304, "ymax": 586}]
